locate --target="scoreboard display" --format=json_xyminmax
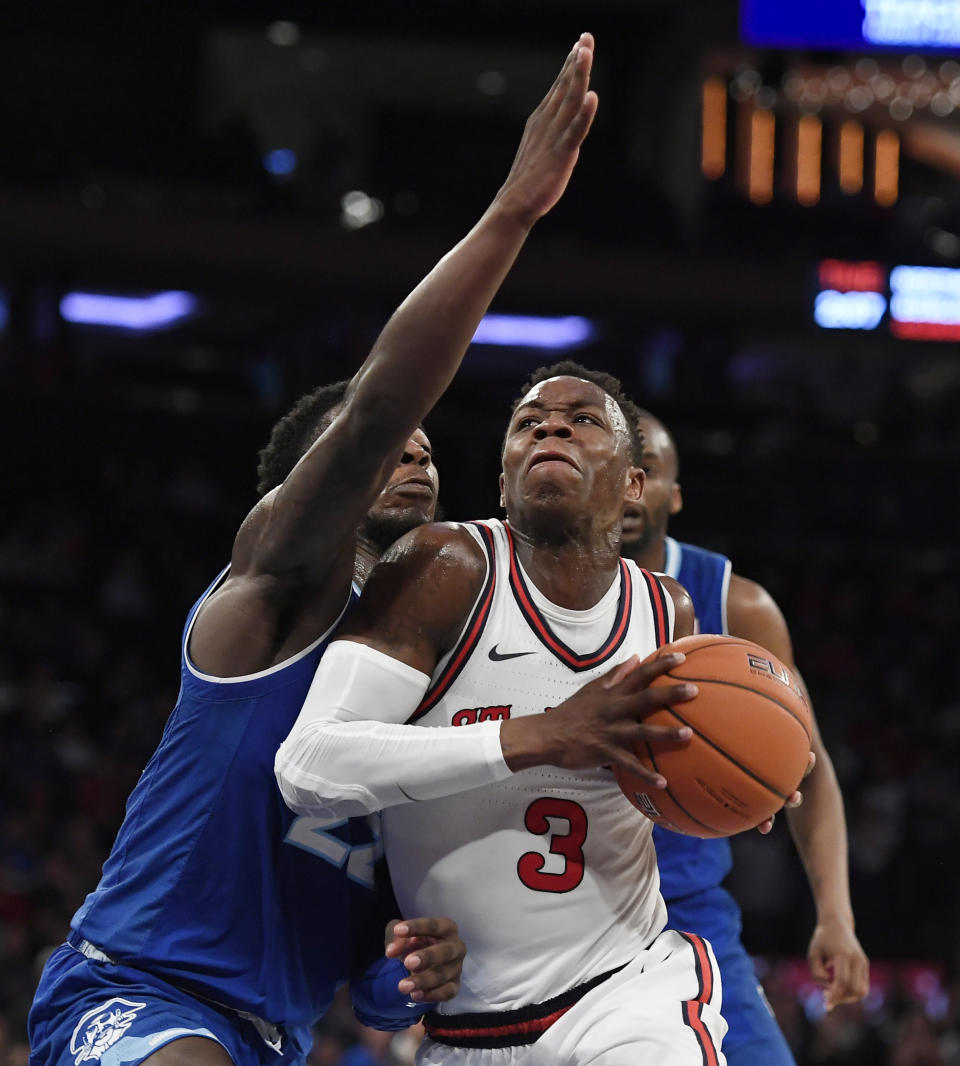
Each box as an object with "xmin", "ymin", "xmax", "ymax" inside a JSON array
[{"xmin": 742, "ymin": 0, "xmax": 960, "ymax": 51}]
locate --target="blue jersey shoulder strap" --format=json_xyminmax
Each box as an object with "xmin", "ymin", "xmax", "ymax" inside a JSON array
[{"xmin": 663, "ymin": 536, "xmax": 731, "ymax": 637}]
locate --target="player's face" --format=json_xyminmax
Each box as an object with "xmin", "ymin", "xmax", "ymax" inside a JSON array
[
  {"xmin": 621, "ymin": 416, "xmax": 681, "ymax": 553},
  {"xmin": 366, "ymin": 428, "xmax": 439, "ymax": 531},
  {"xmin": 500, "ymin": 377, "xmax": 642, "ymax": 534}
]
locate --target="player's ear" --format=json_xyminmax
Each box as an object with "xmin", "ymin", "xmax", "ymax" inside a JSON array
[
  {"xmin": 670, "ymin": 481, "xmax": 683, "ymax": 516},
  {"xmin": 498, "ymin": 472, "xmax": 506, "ymax": 509},
  {"xmin": 625, "ymin": 466, "xmax": 644, "ymax": 504}
]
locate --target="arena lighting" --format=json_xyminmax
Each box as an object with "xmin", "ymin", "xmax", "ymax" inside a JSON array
[
  {"xmin": 815, "ymin": 290, "xmax": 887, "ymax": 329},
  {"xmin": 471, "ymin": 314, "xmax": 596, "ymax": 349},
  {"xmin": 263, "ymin": 149, "xmax": 298, "ymax": 176},
  {"xmin": 890, "ymin": 264, "xmax": 960, "ymax": 339},
  {"xmin": 60, "ymin": 291, "xmax": 199, "ymax": 330},
  {"xmin": 813, "ymin": 259, "xmax": 960, "ymax": 339}
]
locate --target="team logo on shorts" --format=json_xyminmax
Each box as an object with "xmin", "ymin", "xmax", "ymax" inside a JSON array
[{"xmin": 69, "ymin": 997, "xmax": 146, "ymax": 1063}]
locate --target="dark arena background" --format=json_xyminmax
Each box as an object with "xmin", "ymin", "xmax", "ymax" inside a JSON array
[{"xmin": 2, "ymin": 2, "xmax": 959, "ymax": 1063}]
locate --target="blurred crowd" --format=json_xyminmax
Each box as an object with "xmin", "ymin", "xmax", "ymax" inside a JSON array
[{"xmin": 1, "ymin": 348, "xmax": 958, "ymax": 1066}]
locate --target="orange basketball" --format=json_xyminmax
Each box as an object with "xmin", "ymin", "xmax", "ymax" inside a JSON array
[{"xmin": 614, "ymin": 634, "xmax": 812, "ymax": 838}]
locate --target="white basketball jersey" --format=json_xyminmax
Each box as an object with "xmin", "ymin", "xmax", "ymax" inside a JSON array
[{"xmin": 381, "ymin": 519, "xmax": 677, "ymax": 1014}]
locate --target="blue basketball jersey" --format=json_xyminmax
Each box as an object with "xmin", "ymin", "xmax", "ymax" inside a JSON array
[
  {"xmin": 70, "ymin": 568, "xmax": 385, "ymax": 1030},
  {"xmin": 654, "ymin": 537, "xmax": 734, "ymax": 900}
]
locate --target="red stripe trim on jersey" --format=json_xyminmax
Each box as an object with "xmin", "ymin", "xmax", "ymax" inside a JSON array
[
  {"xmin": 423, "ymin": 961, "xmax": 627, "ymax": 1049},
  {"xmin": 408, "ymin": 522, "xmax": 496, "ymax": 722},
  {"xmin": 503, "ymin": 523, "xmax": 632, "ymax": 673},
  {"xmin": 682, "ymin": 1000, "xmax": 721, "ymax": 1066},
  {"xmin": 677, "ymin": 932, "xmax": 720, "ymax": 1066},
  {"xmin": 640, "ymin": 568, "xmax": 670, "ymax": 647},
  {"xmin": 678, "ymin": 932, "xmax": 715, "ymax": 1005}
]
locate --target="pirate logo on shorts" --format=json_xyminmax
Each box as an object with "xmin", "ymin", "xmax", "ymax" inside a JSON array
[{"xmin": 69, "ymin": 997, "xmax": 146, "ymax": 1063}]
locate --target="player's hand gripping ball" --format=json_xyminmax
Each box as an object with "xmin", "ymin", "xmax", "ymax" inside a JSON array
[{"xmin": 615, "ymin": 634, "xmax": 812, "ymax": 837}]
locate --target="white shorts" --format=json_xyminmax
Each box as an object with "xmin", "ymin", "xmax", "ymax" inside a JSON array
[{"xmin": 416, "ymin": 929, "xmax": 727, "ymax": 1066}]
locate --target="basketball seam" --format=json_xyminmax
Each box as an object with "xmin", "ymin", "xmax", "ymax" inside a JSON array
[
  {"xmin": 663, "ymin": 671, "xmax": 811, "ymax": 742},
  {"xmin": 662, "ymin": 704, "xmax": 791, "ymax": 801},
  {"xmin": 644, "ymin": 741, "xmax": 726, "ymax": 836}
]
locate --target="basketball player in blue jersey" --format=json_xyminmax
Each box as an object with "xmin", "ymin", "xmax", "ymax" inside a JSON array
[
  {"xmin": 619, "ymin": 409, "xmax": 870, "ymax": 1066},
  {"xmin": 27, "ymin": 34, "xmax": 604, "ymax": 1066}
]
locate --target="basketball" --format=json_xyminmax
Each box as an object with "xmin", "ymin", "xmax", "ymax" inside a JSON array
[{"xmin": 614, "ymin": 634, "xmax": 813, "ymax": 838}]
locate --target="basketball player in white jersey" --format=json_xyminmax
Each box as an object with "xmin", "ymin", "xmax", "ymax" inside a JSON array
[{"xmin": 276, "ymin": 366, "xmax": 753, "ymax": 1065}]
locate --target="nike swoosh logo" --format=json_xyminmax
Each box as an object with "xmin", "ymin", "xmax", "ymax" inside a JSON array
[{"xmin": 488, "ymin": 644, "xmax": 535, "ymax": 662}]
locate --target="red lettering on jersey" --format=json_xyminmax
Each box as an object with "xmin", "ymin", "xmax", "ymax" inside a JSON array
[{"xmin": 451, "ymin": 706, "xmax": 511, "ymax": 727}]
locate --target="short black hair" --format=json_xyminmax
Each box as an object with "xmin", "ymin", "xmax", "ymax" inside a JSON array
[
  {"xmin": 255, "ymin": 380, "xmax": 350, "ymax": 497},
  {"xmin": 510, "ymin": 360, "xmax": 644, "ymax": 462}
]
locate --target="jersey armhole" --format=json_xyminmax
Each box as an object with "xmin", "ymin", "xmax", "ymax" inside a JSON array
[{"xmin": 407, "ymin": 522, "xmax": 496, "ymax": 721}]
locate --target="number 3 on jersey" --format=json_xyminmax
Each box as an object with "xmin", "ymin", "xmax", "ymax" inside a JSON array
[{"xmin": 517, "ymin": 797, "xmax": 587, "ymax": 893}]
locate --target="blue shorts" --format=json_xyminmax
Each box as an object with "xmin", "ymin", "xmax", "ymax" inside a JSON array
[
  {"xmin": 665, "ymin": 886, "xmax": 797, "ymax": 1066},
  {"xmin": 29, "ymin": 943, "xmax": 312, "ymax": 1066}
]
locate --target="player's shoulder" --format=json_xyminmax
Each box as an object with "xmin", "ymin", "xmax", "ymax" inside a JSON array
[
  {"xmin": 344, "ymin": 521, "xmax": 488, "ymax": 644},
  {"xmin": 727, "ymin": 571, "xmax": 780, "ymax": 614},
  {"xmin": 381, "ymin": 520, "xmax": 487, "ymax": 577}
]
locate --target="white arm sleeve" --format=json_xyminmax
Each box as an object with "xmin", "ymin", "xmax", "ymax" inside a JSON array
[{"xmin": 275, "ymin": 640, "xmax": 512, "ymax": 818}]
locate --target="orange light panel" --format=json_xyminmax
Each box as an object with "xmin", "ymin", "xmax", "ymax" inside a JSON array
[
  {"xmin": 748, "ymin": 108, "xmax": 775, "ymax": 205},
  {"xmin": 701, "ymin": 77, "xmax": 727, "ymax": 179},
  {"xmin": 874, "ymin": 129, "xmax": 900, "ymax": 207},
  {"xmin": 797, "ymin": 114, "xmax": 822, "ymax": 206},
  {"xmin": 838, "ymin": 121, "xmax": 864, "ymax": 195}
]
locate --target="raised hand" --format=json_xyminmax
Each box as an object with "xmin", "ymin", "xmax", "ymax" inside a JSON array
[
  {"xmin": 501, "ymin": 651, "xmax": 696, "ymax": 784},
  {"xmin": 494, "ymin": 32, "xmax": 599, "ymax": 226}
]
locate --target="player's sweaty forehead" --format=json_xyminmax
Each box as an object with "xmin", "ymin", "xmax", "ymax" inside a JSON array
[{"xmin": 514, "ymin": 376, "xmax": 630, "ymax": 438}]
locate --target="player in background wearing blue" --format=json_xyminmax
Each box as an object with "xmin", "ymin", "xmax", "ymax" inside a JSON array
[
  {"xmin": 620, "ymin": 409, "xmax": 870, "ymax": 1066},
  {"xmin": 27, "ymin": 34, "xmax": 601, "ymax": 1066}
]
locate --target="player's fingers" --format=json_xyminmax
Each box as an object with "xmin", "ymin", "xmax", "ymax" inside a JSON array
[
  {"xmin": 540, "ymin": 35, "xmax": 589, "ymax": 116},
  {"xmin": 825, "ymin": 955, "xmax": 852, "ymax": 1010},
  {"xmin": 849, "ymin": 953, "xmax": 871, "ymax": 1001},
  {"xmin": 626, "ymin": 682, "xmax": 698, "ymax": 715},
  {"xmin": 403, "ymin": 938, "xmax": 465, "ymax": 974},
  {"xmin": 600, "ymin": 654, "xmax": 643, "ymax": 689},
  {"xmin": 634, "ymin": 723, "xmax": 692, "ymax": 745},
  {"xmin": 617, "ymin": 651, "xmax": 686, "ymax": 692},
  {"xmin": 803, "ymin": 750, "xmax": 817, "ymax": 778},
  {"xmin": 608, "ymin": 749, "xmax": 666, "ymax": 789},
  {"xmin": 560, "ymin": 92, "xmax": 599, "ymax": 151},
  {"xmin": 807, "ymin": 948, "xmax": 831, "ymax": 985},
  {"xmin": 404, "ymin": 978, "xmax": 461, "ymax": 1004},
  {"xmin": 392, "ymin": 916, "xmax": 458, "ymax": 942},
  {"xmin": 785, "ymin": 789, "xmax": 803, "ymax": 808},
  {"xmin": 556, "ymin": 39, "xmax": 594, "ymax": 123},
  {"xmin": 756, "ymin": 815, "xmax": 775, "ymax": 834}
]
